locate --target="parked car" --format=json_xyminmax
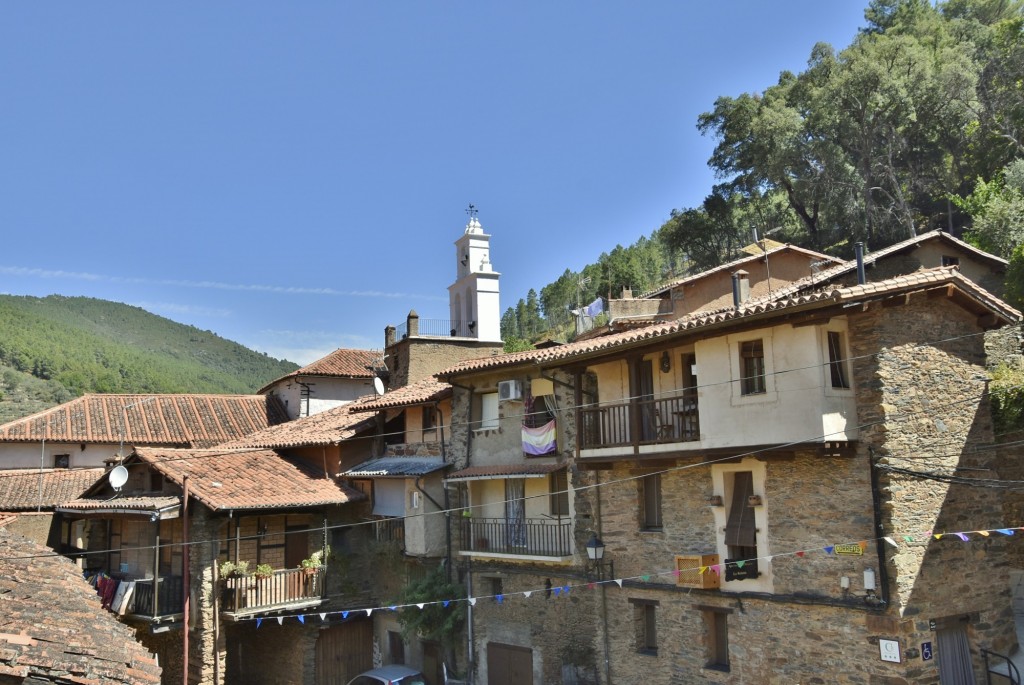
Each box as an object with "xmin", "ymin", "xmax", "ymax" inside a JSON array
[{"xmin": 346, "ymin": 665, "xmax": 427, "ymax": 685}]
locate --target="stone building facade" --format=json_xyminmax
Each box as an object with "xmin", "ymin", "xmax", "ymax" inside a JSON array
[{"xmin": 437, "ymin": 267, "xmax": 1021, "ymax": 684}]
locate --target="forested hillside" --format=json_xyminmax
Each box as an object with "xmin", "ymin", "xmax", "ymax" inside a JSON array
[
  {"xmin": 502, "ymin": 0, "xmax": 1024, "ymax": 346},
  {"xmin": 0, "ymin": 295, "xmax": 298, "ymax": 422}
]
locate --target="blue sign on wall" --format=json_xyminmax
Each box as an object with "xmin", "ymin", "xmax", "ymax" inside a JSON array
[{"xmin": 922, "ymin": 642, "xmax": 933, "ymax": 661}]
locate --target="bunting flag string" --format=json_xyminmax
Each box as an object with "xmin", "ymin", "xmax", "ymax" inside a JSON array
[{"xmin": 240, "ymin": 522, "xmax": 1024, "ymax": 626}]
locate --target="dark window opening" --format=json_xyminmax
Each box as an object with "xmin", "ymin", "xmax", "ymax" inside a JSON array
[
  {"xmin": 827, "ymin": 331, "xmax": 850, "ymax": 389},
  {"xmin": 549, "ymin": 470, "xmax": 569, "ymax": 517},
  {"xmin": 641, "ymin": 474, "xmax": 663, "ymax": 531},
  {"xmin": 53, "ymin": 454, "xmax": 70, "ymax": 469},
  {"xmin": 740, "ymin": 340, "xmax": 766, "ymax": 395}
]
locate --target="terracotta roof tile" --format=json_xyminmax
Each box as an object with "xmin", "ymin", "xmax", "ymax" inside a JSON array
[
  {"xmin": 638, "ymin": 244, "xmax": 842, "ymax": 299},
  {"xmin": 446, "ymin": 463, "xmax": 565, "ymax": 479},
  {"xmin": 349, "ymin": 379, "xmax": 451, "ymax": 412},
  {"xmin": 59, "ymin": 494, "xmax": 182, "ymax": 515},
  {"xmin": 0, "ymin": 394, "xmax": 287, "ymax": 447},
  {"xmin": 0, "ymin": 528, "xmax": 162, "ymax": 684},
  {"xmin": 220, "ymin": 399, "xmax": 377, "ymax": 449},
  {"xmin": 0, "ymin": 468, "xmax": 104, "ymax": 511},
  {"xmin": 259, "ymin": 348, "xmax": 378, "ymax": 391},
  {"xmin": 135, "ymin": 448, "xmax": 367, "ymax": 511},
  {"xmin": 437, "ymin": 268, "xmax": 1021, "ymax": 377}
]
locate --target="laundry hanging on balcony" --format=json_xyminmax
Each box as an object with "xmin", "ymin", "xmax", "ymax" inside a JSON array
[{"xmin": 522, "ymin": 419, "xmax": 556, "ymax": 455}]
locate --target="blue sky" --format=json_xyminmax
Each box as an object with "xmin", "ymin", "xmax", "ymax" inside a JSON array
[{"xmin": 0, "ymin": 2, "xmax": 867, "ymax": 365}]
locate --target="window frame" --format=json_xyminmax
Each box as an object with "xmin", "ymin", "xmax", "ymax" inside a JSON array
[
  {"xmin": 826, "ymin": 331, "xmax": 851, "ymax": 390},
  {"xmin": 549, "ymin": 470, "xmax": 570, "ymax": 517},
  {"xmin": 640, "ymin": 473, "xmax": 663, "ymax": 531},
  {"xmin": 739, "ymin": 339, "xmax": 766, "ymax": 396},
  {"xmin": 478, "ymin": 392, "xmax": 499, "ymax": 430},
  {"xmin": 729, "ymin": 332, "xmax": 777, "ymax": 405},
  {"xmin": 702, "ymin": 608, "xmax": 731, "ymax": 672},
  {"xmin": 53, "ymin": 454, "xmax": 70, "ymax": 469},
  {"xmin": 630, "ymin": 599, "xmax": 659, "ymax": 655}
]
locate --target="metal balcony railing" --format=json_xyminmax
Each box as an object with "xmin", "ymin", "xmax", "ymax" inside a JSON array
[
  {"xmin": 395, "ymin": 319, "xmax": 477, "ymax": 339},
  {"xmin": 580, "ymin": 394, "xmax": 699, "ymax": 450},
  {"xmin": 459, "ymin": 518, "xmax": 572, "ymax": 557},
  {"xmin": 220, "ymin": 567, "xmax": 326, "ymax": 616}
]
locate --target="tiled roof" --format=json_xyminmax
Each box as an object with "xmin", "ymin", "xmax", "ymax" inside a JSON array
[
  {"xmin": 762, "ymin": 230, "xmax": 1009, "ymax": 305},
  {"xmin": 259, "ymin": 348, "xmax": 378, "ymax": 391},
  {"xmin": 0, "ymin": 468, "xmax": 104, "ymax": 511},
  {"xmin": 446, "ymin": 463, "xmax": 565, "ymax": 480},
  {"xmin": 438, "ymin": 268, "xmax": 1021, "ymax": 377},
  {"xmin": 135, "ymin": 448, "xmax": 367, "ymax": 511},
  {"xmin": 58, "ymin": 494, "xmax": 183, "ymax": 516},
  {"xmin": 638, "ymin": 244, "xmax": 842, "ymax": 299},
  {"xmin": 349, "ymin": 379, "xmax": 451, "ymax": 412},
  {"xmin": 341, "ymin": 457, "xmax": 448, "ymax": 478},
  {"xmin": 219, "ymin": 398, "xmax": 377, "ymax": 449},
  {"xmin": 0, "ymin": 528, "xmax": 162, "ymax": 684},
  {"xmin": 0, "ymin": 394, "xmax": 288, "ymax": 448}
]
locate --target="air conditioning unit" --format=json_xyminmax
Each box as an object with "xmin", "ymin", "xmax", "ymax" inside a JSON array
[
  {"xmin": 498, "ymin": 380, "xmax": 522, "ymax": 401},
  {"xmin": 675, "ymin": 554, "xmax": 721, "ymax": 590}
]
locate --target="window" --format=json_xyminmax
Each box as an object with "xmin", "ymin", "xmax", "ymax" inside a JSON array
[
  {"xmin": 827, "ymin": 331, "xmax": 850, "ymax": 389},
  {"xmin": 489, "ymin": 576, "xmax": 503, "ymax": 598},
  {"xmin": 703, "ymin": 609, "xmax": 730, "ymax": 671},
  {"xmin": 53, "ymin": 454, "xmax": 70, "ymax": 469},
  {"xmin": 641, "ymin": 474, "xmax": 663, "ymax": 531},
  {"xmin": 422, "ymin": 404, "xmax": 437, "ymax": 439},
  {"xmin": 632, "ymin": 600, "xmax": 658, "ymax": 655},
  {"xmin": 739, "ymin": 340, "xmax": 765, "ymax": 395},
  {"xmin": 549, "ymin": 470, "xmax": 569, "ymax": 516},
  {"xmin": 724, "ymin": 471, "xmax": 757, "ymax": 579},
  {"xmin": 479, "ymin": 392, "xmax": 499, "ymax": 430},
  {"xmin": 942, "ymin": 255, "xmax": 960, "ymax": 267}
]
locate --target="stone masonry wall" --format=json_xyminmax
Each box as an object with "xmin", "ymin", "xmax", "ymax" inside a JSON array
[{"xmin": 850, "ymin": 294, "xmax": 1017, "ymax": 681}]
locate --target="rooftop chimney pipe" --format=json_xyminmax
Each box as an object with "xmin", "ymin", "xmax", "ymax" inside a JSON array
[{"xmin": 855, "ymin": 242, "xmax": 866, "ymax": 285}]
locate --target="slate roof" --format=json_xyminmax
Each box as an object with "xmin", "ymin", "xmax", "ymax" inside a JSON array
[
  {"xmin": 437, "ymin": 268, "xmax": 1021, "ymax": 377},
  {"xmin": 219, "ymin": 399, "xmax": 377, "ymax": 449},
  {"xmin": 341, "ymin": 457, "xmax": 448, "ymax": 478},
  {"xmin": 0, "ymin": 394, "xmax": 288, "ymax": 448},
  {"xmin": 349, "ymin": 378, "xmax": 451, "ymax": 412},
  {"xmin": 258, "ymin": 348, "xmax": 378, "ymax": 392},
  {"xmin": 638, "ymin": 244, "xmax": 842, "ymax": 299},
  {"xmin": 134, "ymin": 448, "xmax": 366, "ymax": 512},
  {"xmin": 0, "ymin": 528, "xmax": 162, "ymax": 684},
  {"xmin": 446, "ymin": 463, "xmax": 565, "ymax": 480},
  {"xmin": 0, "ymin": 468, "xmax": 103, "ymax": 511}
]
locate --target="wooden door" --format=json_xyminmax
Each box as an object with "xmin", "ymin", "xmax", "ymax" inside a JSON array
[
  {"xmin": 487, "ymin": 642, "xmax": 533, "ymax": 685},
  {"xmin": 422, "ymin": 641, "xmax": 444, "ymax": 685},
  {"xmin": 286, "ymin": 526, "xmax": 309, "ymax": 569},
  {"xmin": 316, "ymin": 619, "xmax": 374, "ymax": 685}
]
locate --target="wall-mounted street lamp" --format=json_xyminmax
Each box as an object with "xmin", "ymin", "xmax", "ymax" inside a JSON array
[{"xmin": 586, "ymin": 533, "xmax": 613, "ymax": 581}]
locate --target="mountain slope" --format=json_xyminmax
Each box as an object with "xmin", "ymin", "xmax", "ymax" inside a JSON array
[{"xmin": 0, "ymin": 295, "xmax": 299, "ymax": 422}]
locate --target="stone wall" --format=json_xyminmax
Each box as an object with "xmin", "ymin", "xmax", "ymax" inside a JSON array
[{"xmin": 385, "ymin": 337, "xmax": 503, "ymax": 388}]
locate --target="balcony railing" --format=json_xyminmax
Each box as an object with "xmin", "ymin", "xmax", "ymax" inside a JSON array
[
  {"xmin": 580, "ymin": 394, "xmax": 699, "ymax": 450},
  {"xmin": 220, "ymin": 567, "xmax": 326, "ymax": 617},
  {"xmin": 130, "ymin": 575, "xmax": 184, "ymax": 620},
  {"xmin": 459, "ymin": 518, "xmax": 572, "ymax": 558},
  {"xmin": 373, "ymin": 516, "xmax": 406, "ymax": 544},
  {"xmin": 395, "ymin": 318, "xmax": 477, "ymax": 339}
]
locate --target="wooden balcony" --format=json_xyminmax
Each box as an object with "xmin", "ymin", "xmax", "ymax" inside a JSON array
[
  {"xmin": 129, "ymin": 575, "xmax": 184, "ymax": 622},
  {"xmin": 458, "ymin": 518, "xmax": 572, "ymax": 559},
  {"xmin": 580, "ymin": 395, "xmax": 699, "ymax": 450},
  {"xmin": 220, "ymin": 567, "xmax": 326, "ymax": 619}
]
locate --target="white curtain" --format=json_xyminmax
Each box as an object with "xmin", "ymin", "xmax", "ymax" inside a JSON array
[{"xmin": 936, "ymin": 626, "xmax": 977, "ymax": 685}]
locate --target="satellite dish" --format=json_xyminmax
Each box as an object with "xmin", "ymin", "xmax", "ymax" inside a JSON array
[
  {"xmin": 373, "ymin": 377, "xmax": 385, "ymax": 396},
  {"xmin": 108, "ymin": 465, "xmax": 129, "ymax": 491}
]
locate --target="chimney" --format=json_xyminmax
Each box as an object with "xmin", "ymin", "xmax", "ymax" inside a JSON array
[
  {"xmin": 407, "ymin": 310, "xmax": 419, "ymax": 337},
  {"xmin": 621, "ymin": 288, "xmax": 633, "ymax": 300},
  {"xmin": 732, "ymin": 270, "xmax": 750, "ymax": 308},
  {"xmin": 855, "ymin": 243, "xmax": 866, "ymax": 285}
]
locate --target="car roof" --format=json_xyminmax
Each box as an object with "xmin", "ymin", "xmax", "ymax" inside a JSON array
[{"xmin": 359, "ymin": 665, "xmax": 422, "ymax": 678}]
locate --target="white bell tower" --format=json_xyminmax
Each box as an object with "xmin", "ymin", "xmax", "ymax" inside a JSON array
[{"xmin": 448, "ymin": 204, "xmax": 501, "ymax": 342}]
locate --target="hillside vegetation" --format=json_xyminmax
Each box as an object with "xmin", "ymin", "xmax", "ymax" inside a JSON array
[
  {"xmin": 0, "ymin": 295, "xmax": 298, "ymax": 423},
  {"xmin": 502, "ymin": 0, "xmax": 1024, "ymax": 346}
]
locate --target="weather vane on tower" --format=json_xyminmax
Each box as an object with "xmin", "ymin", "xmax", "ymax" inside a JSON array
[{"xmin": 465, "ymin": 203, "xmax": 478, "ymax": 219}]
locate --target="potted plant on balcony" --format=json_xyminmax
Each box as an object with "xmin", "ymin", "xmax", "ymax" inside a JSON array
[
  {"xmin": 219, "ymin": 560, "xmax": 250, "ymax": 579},
  {"xmin": 300, "ymin": 550, "xmax": 325, "ymax": 575},
  {"xmin": 253, "ymin": 563, "xmax": 274, "ymax": 579}
]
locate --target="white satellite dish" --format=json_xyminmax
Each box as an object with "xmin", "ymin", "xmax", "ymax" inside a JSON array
[
  {"xmin": 108, "ymin": 465, "xmax": 129, "ymax": 491},
  {"xmin": 373, "ymin": 377, "xmax": 385, "ymax": 396}
]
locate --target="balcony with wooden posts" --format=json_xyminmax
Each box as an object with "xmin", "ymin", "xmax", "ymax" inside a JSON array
[
  {"xmin": 219, "ymin": 566, "xmax": 326, "ymax": 620},
  {"xmin": 457, "ymin": 517, "xmax": 573, "ymax": 561},
  {"xmin": 579, "ymin": 393, "xmax": 700, "ymax": 453}
]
